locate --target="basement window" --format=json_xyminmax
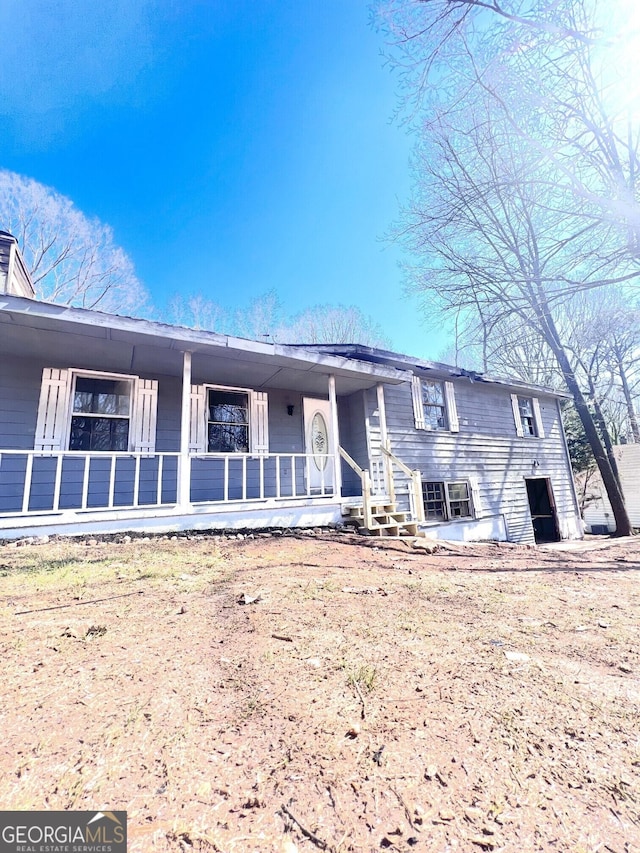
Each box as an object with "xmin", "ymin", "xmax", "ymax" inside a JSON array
[{"xmin": 423, "ymin": 481, "xmax": 473, "ymax": 520}]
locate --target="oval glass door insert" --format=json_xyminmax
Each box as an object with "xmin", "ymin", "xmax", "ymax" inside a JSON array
[{"xmin": 311, "ymin": 412, "xmax": 329, "ymax": 470}]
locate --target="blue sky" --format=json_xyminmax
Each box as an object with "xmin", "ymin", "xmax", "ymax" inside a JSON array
[{"xmin": 0, "ymin": 0, "xmax": 449, "ymax": 358}]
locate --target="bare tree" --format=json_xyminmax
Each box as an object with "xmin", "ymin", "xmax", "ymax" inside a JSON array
[
  {"xmin": 167, "ymin": 291, "xmax": 391, "ymax": 348},
  {"xmin": 233, "ymin": 290, "xmax": 284, "ymax": 342},
  {"xmin": 376, "ymin": 0, "xmax": 640, "ymax": 534},
  {"xmin": 377, "ymin": 0, "xmax": 640, "ymax": 252},
  {"xmin": 0, "ymin": 169, "xmax": 148, "ymax": 313},
  {"xmin": 167, "ymin": 293, "xmax": 227, "ymax": 332},
  {"xmin": 398, "ymin": 83, "xmax": 634, "ymax": 533},
  {"xmin": 275, "ymin": 304, "xmax": 391, "ymax": 348},
  {"xmin": 603, "ymin": 305, "xmax": 640, "ymax": 443}
]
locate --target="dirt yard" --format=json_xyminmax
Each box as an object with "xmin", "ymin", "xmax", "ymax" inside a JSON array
[{"xmin": 0, "ymin": 530, "xmax": 638, "ymax": 852}]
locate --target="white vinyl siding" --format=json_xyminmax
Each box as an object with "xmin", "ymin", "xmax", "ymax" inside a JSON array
[{"xmin": 377, "ymin": 382, "xmax": 577, "ymax": 545}]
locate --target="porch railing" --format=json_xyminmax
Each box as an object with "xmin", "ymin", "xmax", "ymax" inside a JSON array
[
  {"xmin": 0, "ymin": 450, "xmax": 336, "ymax": 520},
  {"xmin": 339, "ymin": 447, "xmax": 374, "ymax": 529},
  {"xmin": 0, "ymin": 450, "xmax": 181, "ymax": 517},
  {"xmin": 189, "ymin": 452, "xmax": 334, "ymax": 504},
  {"xmin": 380, "ymin": 446, "xmax": 425, "ymax": 523}
]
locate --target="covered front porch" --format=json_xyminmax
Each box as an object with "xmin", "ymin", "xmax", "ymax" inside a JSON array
[{"xmin": 0, "ymin": 296, "xmax": 422, "ymax": 538}]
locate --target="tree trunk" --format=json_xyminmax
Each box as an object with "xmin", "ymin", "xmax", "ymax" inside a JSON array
[
  {"xmin": 617, "ymin": 357, "xmax": 640, "ymax": 443},
  {"xmin": 586, "ymin": 377, "xmax": 621, "ymax": 486},
  {"xmin": 553, "ymin": 347, "xmax": 633, "ymax": 536}
]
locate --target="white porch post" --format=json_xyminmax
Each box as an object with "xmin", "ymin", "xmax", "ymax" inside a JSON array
[
  {"xmin": 328, "ymin": 374, "xmax": 342, "ymax": 498},
  {"xmin": 178, "ymin": 351, "xmax": 192, "ymax": 508},
  {"xmin": 376, "ymin": 381, "xmax": 393, "ymax": 502},
  {"xmin": 376, "ymin": 382, "xmax": 389, "ymax": 449}
]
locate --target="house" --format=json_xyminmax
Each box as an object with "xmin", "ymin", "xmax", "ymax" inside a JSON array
[
  {"xmin": 0, "ymin": 235, "xmax": 582, "ymax": 544},
  {"xmin": 580, "ymin": 444, "xmax": 640, "ymax": 533}
]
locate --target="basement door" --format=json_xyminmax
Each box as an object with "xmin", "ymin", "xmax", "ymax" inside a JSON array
[
  {"xmin": 525, "ymin": 477, "xmax": 560, "ymax": 543},
  {"xmin": 303, "ymin": 398, "xmax": 334, "ymax": 494}
]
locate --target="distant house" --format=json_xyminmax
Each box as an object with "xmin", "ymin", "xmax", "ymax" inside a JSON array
[
  {"xmin": 580, "ymin": 444, "xmax": 640, "ymax": 533},
  {"xmin": 0, "ymin": 235, "xmax": 582, "ymax": 544}
]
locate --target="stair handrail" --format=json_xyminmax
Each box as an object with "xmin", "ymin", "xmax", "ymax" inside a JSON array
[
  {"xmin": 339, "ymin": 446, "xmax": 373, "ymax": 529},
  {"xmin": 380, "ymin": 446, "xmax": 425, "ymax": 523}
]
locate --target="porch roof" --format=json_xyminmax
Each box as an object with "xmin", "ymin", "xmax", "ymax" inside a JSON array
[{"xmin": 0, "ymin": 296, "xmax": 411, "ymax": 396}]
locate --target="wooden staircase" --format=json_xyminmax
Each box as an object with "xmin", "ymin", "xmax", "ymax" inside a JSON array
[
  {"xmin": 339, "ymin": 445, "xmax": 426, "ymax": 538},
  {"xmin": 346, "ymin": 500, "xmax": 420, "ymax": 537}
]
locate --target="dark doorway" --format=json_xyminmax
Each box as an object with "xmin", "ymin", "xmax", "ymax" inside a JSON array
[{"xmin": 525, "ymin": 477, "xmax": 560, "ymax": 543}]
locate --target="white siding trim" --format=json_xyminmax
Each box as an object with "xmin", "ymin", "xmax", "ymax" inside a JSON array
[
  {"xmin": 34, "ymin": 368, "xmax": 71, "ymax": 451},
  {"xmin": 444, "ymin": 381, "xmax": 459, "ymax": 432},
  {"xmin": 511, "ymin": 393, "xmax": 524, "ymax": 437},
  {"xmin": 411, "ymin": 376, "xmax": 426, "ymax": 430}
]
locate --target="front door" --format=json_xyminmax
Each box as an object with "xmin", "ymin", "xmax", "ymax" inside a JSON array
[
  {"xmin": 525, "ymin": 477, "xmax": 560, "ymax": 543},
  {"xmin": 303, "ymin": 398, "xmax": 334, "ymax": 493}
]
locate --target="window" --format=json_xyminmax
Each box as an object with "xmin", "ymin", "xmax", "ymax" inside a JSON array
[
  {"xmin": 510, "ymin": 394, "xmax": 545, "ymax": 438},
  {"xmin": 189, "ymin": 385, "xmax": 269, "ymax": 455},
  {"xmin": 69, "ymin": 376, "xmax": 131, "ymax": 451},
  {"xmin": 518, "ymin": 397, "xmax": 536, "ymax": 436},
  {"xmin": 411, "ymin": 377, "xmax": 459, "ymax": 432},
  {"xmin": 422, "ymin": 381, "xmax": 447, "ymax": 429},
  {"xmin": 34, "ymin": 368, "xmax": 158, "ymax": 454},
  {"xmin": 423, "ymin": 481, "xmax": 474, "ymax": 520},
  {"xmin": 423, "ymin": 481, "xmax": 446, "ymax": 519},
  {"xmin": 207, "ymin": 389, "xmax": 250, "ymax": 452},
  {"xmin": 446, "ymin": 481, "xmax": 472, "ymax": 517}
]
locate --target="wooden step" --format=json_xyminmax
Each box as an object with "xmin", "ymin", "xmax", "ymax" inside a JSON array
[{"xmin": 344, "ymin": 500, "xmax": 420, "ymax": 538}]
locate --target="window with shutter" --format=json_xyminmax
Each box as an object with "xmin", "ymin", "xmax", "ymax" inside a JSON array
[
  {"xmin": 511, "ymin": 394, "xmax": 544, "ymax": 438},
  {"xmin": 197, "ymin": 385, "xmax": 269, "ymax": 455},
  {"xmin": 35, "ymin": 369, "xmax": 158, "ymax": 453},
  {"xmin": 411, "ymin": 377, "xmax": 458, "ymax": 432}
]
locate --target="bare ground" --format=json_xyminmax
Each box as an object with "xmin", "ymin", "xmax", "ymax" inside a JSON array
[{"xmin": 0, "ymin": 530, "xmax": 639, "ymax": 852}]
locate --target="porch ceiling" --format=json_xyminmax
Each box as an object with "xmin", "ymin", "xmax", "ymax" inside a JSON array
[{"xmin": 0, "ymin": 296, "xmax": 411, "ymax": 395}]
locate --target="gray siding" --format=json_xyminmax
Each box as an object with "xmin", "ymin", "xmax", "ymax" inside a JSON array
[
  {"xmin": 0, "ymin": 355, "xmax": 42, "ymax": 450},
  {"xmin": 0, "ymin": 355, "xmax": 314, "ymax": 510},
  {"xmin": 0, "ymin": 356, "xmax": 309, "ymax": 456},
  {"xmin": 338, "ymin": 391, "xmax": 367, "ymax": 497},
  {"xmin": 378, "ymin": 381, "xmax": 579, "ymax": 544}
]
